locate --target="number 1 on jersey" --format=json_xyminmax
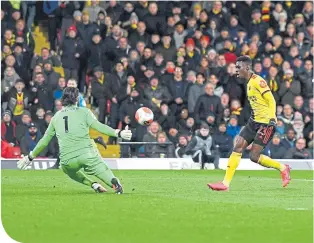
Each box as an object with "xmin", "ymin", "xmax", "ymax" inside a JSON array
[{"xmin": 63, "ymin": 116, "xmax": 69, "ymax": 133}]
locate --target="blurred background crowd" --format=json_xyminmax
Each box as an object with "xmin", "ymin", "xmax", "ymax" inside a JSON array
[{"xmin": 1, "ymin": 1, "xmax": 313, "ymax": 163}]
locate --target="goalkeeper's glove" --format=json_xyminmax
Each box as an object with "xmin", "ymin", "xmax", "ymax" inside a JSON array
[
  {"xmin": 17, "ymin": 153, "xmax": 34, "ymax": 170},
  {"xmin": 115, "ymin": 125, "xmax": 132, "ymax": 140},
  {"xmin": 268, "ymin": 118, "xmax": 277, "ymax": 127}
]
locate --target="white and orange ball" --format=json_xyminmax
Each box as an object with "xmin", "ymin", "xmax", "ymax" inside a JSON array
[{"xmin": 135, "ymin": 107, "xmax": 154, "ymax": 126}]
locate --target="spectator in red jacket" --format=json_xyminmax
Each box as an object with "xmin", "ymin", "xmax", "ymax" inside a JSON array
[{"xmin": 1, "ymin": 110, "xmax": 17, "ymax": 146}]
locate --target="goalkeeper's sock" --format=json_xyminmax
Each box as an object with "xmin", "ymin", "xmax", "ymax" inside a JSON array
[
  {"xmin": 258, "ymin": 155, "xmax": 285, "ymax": 171},
  {"xmin": 95, "ymin": 167, "xmax": 116, "ymax": 188},
  {"xmin": 222, "ymin": 152, "xmax": 242, "ymax": 187}
]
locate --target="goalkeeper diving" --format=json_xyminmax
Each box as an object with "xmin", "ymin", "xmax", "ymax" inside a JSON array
[{"xmin": 17, "ymin": 87, "xmax": 132, "ymax": 194}]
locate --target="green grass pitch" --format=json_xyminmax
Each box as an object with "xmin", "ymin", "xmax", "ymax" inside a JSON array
[{"xmin": 1, "ymin": 170, "xmax": 313, "ymax": 243}]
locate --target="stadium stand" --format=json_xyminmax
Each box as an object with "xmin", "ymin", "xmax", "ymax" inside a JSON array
[{"xmin": 1, "ymin": 1, "xmax": 313, "ymax": 160}]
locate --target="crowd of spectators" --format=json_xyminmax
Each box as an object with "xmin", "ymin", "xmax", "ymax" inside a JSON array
[{"xmin": 1, "ymin": 1, "xmax": 313, "ymax": 163}]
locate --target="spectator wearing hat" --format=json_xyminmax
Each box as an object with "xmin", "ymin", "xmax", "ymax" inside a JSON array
[
  {"xmin": 278, "ymin": 69, "xmax": 301, "ymax": 106},
  {"xmin": 91, "ymin": 66, "xmax": 111, "ymax": 123},
  {"xmin": 184, "ymin": 38, "xmax": 200, "ymax": 71},
  {"xmin": 199, "ymin": 35, "xmax": 211, "ymax": 56},
  {"xmin": 3, "ymin": 79, "xmax": 31, "ymax": 124},
  {"xmin": 20, "ymin": 122, "xmax": 48, "ymax": 157},
  {"xmin": 144, "ymin": 77, "xmax": 172, "ymax": 113},
  {"xmin": 185, "ymin": 122, "xmax": 219, "ymax": 169},
  {"xmin": 226, "ymin": 115, "xmax": 240, "ymax": 139},
  {"xmin": 2, "ymin": 67, "xmax": 20, "ymax": 94},
  {"xmin": 194, "ymin": 82, "xmax": 223, "ymax": 126},
  {"xmin": 213, "ymin": 122, "xmax": 233, "ymax": 158},
  {"xmin": 43, "ymin": 60, "xmax": 60, "ymax": 91},
  {"xmin": 249, "ymin": 9, "xmax": 269, "ymax": 41},
  {"xmin": 263, "ymin": 133, "xmax": 286, "ymax": 159},
  {"xmin": 15, "ymin": 110, "xmax": 31, "ymax": 143},
  {"xmin": 284, "ymin": 138, "xmax": 312, "ymax": 159},
  {"xmin": 188, "ymin": 73, "xmax": 205, "ymax": 115},
  {"xmin": 31, "ymin": 47, "xmax": 61, "ymax": 70},
  {"xmin": 83, "ymin": 0, "xmax": 106, "ymax": 23},
  {"xmin": 298, "ymin": 59, "xmax": 313, "ymax": 100},
  {"xmin": 87, "ymin": 30, "xmax": 104, "ymax": 70},
  {"xmin": 73, "ymin": 10, "xmax": 82, "ymax": 24},
  {"xmin": 128, "ymin": 21, "xmax": 150, "ymax": 49},
  {"xmin": 292, "ymin": 112, "xmax": 305, "ymax": 139},
  {"xmin": 167, "ymin": 66, "xmax": 189, "ymax": 116},
  {"xmin": 60, "ymin": 25, "xmax": 85, "ymax": 82},
  {"xmin": 1, "ymin": 110, "xmax": 17, "ymax": 146}
]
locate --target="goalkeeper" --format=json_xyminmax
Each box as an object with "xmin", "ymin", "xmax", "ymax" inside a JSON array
[
  {"xmin": 50, "ymin": 78, "xmax": 107, "ymax": 169},
  {"xmin": 18, "ymin": 87, "xmax": 132, "ymax": 194}
]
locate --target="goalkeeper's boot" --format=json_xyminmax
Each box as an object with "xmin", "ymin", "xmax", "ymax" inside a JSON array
[
  {"xmin": 94, "ymin": 136, "xmax": 107, "ymax": 149},
  {"xmin": 92, "ymin": 182, "xmax": 107, "ymax": 193},
  {"xmin": 111, "ymin": 178, "xmax": 123, "ymax": 194},
  {"xmin": 207, "ymin": 182, "xmax": 229, "ymax": 191},
  {"xmin": 280, "ymin": 164, "xmax": 291, "ymax": 187}
]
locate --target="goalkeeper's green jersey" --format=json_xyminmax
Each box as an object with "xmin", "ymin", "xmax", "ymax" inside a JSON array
[{"xmin": 31, "ymin": 106, "xmax": 117, "ymax": 161}]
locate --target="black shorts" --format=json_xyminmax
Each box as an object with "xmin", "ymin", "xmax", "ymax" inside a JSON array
[{"xmin": 239, "ymin": 118, "xmax": 276, "ymax": 147}]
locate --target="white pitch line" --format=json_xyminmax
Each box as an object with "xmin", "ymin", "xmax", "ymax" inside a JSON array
[{"xmin": 286, "ymin": 208, "xmax": 310, "ymax": 211}]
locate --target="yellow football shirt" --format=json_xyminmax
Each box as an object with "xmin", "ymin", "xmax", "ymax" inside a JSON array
[
  {"xmin": 247, "ymin": 74, "xmax": 275, "ymax": 124},
  {"xmin": 13, "ymin": 93, "xmax": 24, "ymax": 116}
]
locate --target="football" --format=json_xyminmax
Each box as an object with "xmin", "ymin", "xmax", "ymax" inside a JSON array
[{"xmin": 135, "ymin": 107, "xmax": 154, "ymax": 126}]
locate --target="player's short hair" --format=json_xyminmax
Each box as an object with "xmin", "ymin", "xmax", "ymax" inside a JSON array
[
  {"xmin": 61, "ymin": 87, "xmax": 79, "ymax": 106},
  {"xmin": 236, "ymin": 55, "xmax": 252, "ymax": 66}
]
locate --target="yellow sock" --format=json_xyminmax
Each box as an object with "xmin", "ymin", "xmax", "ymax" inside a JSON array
[
  {"xmin": 258, "ymin": 155, "xmax": 285, "ymax": 171},
  {"xmin": 222, "ymin": 152, "xmax": 242, "ymax": 187}
]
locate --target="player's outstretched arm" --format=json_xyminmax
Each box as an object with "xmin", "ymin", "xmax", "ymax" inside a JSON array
[
  {"xmin": 17, "ymin": 120, "xmax": 56, "ymax": 169},
  {"xmin": 86, "ymin": 109, "xmax": 132, "ymax": 140}
]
